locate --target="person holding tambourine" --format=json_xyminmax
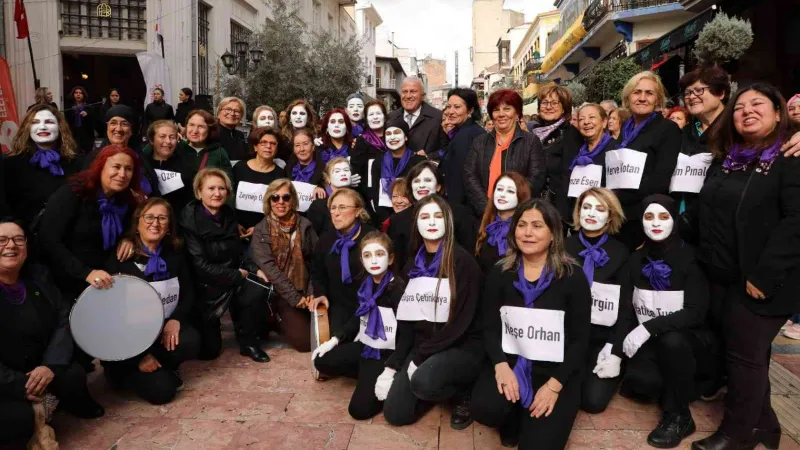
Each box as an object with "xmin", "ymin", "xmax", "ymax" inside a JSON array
[
  {"xmin": 381, "ymin": 194, "xmax": 483, "ymax": 430},
  {"xmin": 104, "ymin": 198, "xmax": 201, "ymax": 404},
  {"xmin": 312, "ymin": 231, "xmax": 406, "ymax": 420},
  {"xmin": 471, "ymin": 198, "xmax": 591, "ymax": 449},
  {"xmin": 564, "ymin": 187, "xmax": 630, "ymax": 414}
]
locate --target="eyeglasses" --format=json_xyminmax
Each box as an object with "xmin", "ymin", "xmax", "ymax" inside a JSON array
[
  {"xmin": 108, "ymin": 120, "xmax": 132, "ymax": 128},
  {"xmin": 683, "ymin": 86, "xmax": 710, "ymax": 98},
  {"xmin": 329, "ymin": 205, "xmax": 357, "ymax": 213},
  {"xmin": 0, "ymin": 235, "xmax": 26, "ymax": 246},
  {"xmin": 540, "ymin": 100, "xmax": 561, "ymax": 108},
  {"xmin": 141, "ymin": 214, "xmax": 169, "ymax": 225},
  {"xmin": 258, "ymin": 141, "xmax": 278, "ymax": 148},
  {"xmin": 221, "ymin": 107, "xmax": 242, "ymax": 116},
  {"xmin": 270, "ymin": 193, "xmax": 293, "ymax": 203}
]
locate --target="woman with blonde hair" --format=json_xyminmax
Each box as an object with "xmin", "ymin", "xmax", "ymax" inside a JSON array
[
  {"xmin": 216, "ymin": 96, "xmax": 249, "ymax": 163},
  {"xmin": 474, "ymin": 172, "xmax": 531, "ymax": 275}
]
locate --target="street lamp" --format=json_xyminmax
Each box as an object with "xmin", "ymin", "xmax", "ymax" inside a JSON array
[
  {"xmin": 221, "ymin": 50, "xmax": 236, "ymax": 75},
  {"xmin": 250, "ymin": 48, "xmax": 264, "ymax": 65},
  {"xmin": 221, "ymin": 42, "xmax": 263, "ymax": 76}
]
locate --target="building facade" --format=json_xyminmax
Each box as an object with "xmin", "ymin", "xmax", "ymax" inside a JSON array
[
  {"xmin": 471, "ymin": 0, "xmax": 524, "ymax": 78},
  {"xmin": 420, "ymin": 55, "xmax": 447, "ymax": 88},
  {"xmin": 351, "ymin": 2, "xmax": 382, "ymax": 99},
  {"xmin": 375, "ymin": 55, "xmax": 405, "ymax": 110}
]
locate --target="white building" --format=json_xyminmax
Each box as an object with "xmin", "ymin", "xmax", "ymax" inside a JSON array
[
  {"xmin": 350, "ymin": 2, "xmax": 382, "ymax": 98},
  {"xmin": 2, "ymin": 0, "xmax": 356, "ymax": 118}
]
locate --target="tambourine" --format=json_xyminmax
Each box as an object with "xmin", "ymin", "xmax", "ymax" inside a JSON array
[
  {"xmin": 70, "ymin": 275, "xmax": 164, "ymax": 361},
  {"xmin": 311, "ymin": 304, "xmax": 331, "ymax": 380}
]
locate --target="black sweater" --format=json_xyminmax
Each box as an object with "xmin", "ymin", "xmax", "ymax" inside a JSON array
[
  {"xmin": 386, "ymin": 245, "xmax": 483, "ymax": 369},
  {"xmin": 361, "ymin": 151, "xmax": 426, "ymax": 226},
  {"xmin": 175, "ymin": 100, "xmax": 195, "ymax": 127},
  {"xmin": 306, "ymin": 198, "xmax": 335, "ymax": 237},
  {"xmin": 439, "ymin": 120, "xmax": 486, "ymax": 209},
  {"xmin": 232, "ymin": 161, "xmax": 286, "ymax": 229},
  {"xmin": 142, "ymin": 101, "xmax": 175, "ymax": 135},
  {"xmin": 534, "ymin": 121, "xmax": 584, "ymax": 220},
  {"xmin": 482, "ymin": 263, "xmax": 591, "ymax": 388},
  {"xmin": 218, "ymin": 125, "xmax": 250, "ymax": 162},
  {"xmin": 141, "ymin": 146, "xmax": 195, "ymax": 215},
  {"xmin": 286, "ymin": 154, "xmax": 325, "ymax": 187}
]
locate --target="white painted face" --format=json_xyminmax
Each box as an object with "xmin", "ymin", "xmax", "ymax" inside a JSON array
[
  {"xmin": 347, "ymin": 98, "xmax": 365, "ymax": 122},
  {"xmin": 385, "ymin": 127, "xmax": 406, "ymax": 151},
  {"xmin": 256, "ymin": 110, "xmax": 275, "ymax": 128},
  {"xmin": 642, "ymin": 203, "xmax": 674, "ymax": 242},
  {"xmin": 411, "ymin": 168, "xmax": 438, "ymax": 201},
  {"xmin": 330, "ymin": 161, "xmax": 352, "ymax": 188},
  {"xmin": 367, "ymin": 105, "xmax": 385, "ymax": 130},
  {"xmin": 327, "ymin": 113, "xmax": 347, "ymax": 139},
  {"xmin": 493, "ymin": 177, "xmax": 518, "ymax": 211},
  {"xmin": 30, "ymin": 110, "xmax": 60, "ymax": 144},
  {"xmin": 579, "ymin": 195, "xmax": 609, "ymax": 232},
  {"xmin": 417, "ymin": 203, "xmax": 446, "ymax": 241},
  {"xmin": 361, "ymin": 242, "xmax": 390, "ymax": 276},
  {"xmin": 290, "ymin": 105, "xmax": 308, "ymax": 128}
]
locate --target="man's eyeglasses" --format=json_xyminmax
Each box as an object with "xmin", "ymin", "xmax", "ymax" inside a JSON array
[
  {"xmin": 221, "ymin": 107, "xmax": 242, "ymax": 116},
  {"xmin": 271, "ymin": 194, "xmax": 293, "ymax": 203},
  {"xmin": 683, "ymin": 86, "xmax": 710, "ymax": 98},
  {"xmin": 329, "ymin": 205, "xmax": 357, "ymax": 213},
  {"xmin": 141, "ymin": 214, "xmax": 169, "ymax": 225},
  {"xmin": 0, "ymin": 236, "xmax": 26, "ymax": 246}
]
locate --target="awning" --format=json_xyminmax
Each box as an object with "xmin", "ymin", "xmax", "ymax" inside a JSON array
[
  {"xmin": 540, "ymin": 14, "xmax": 588, "ymax": 74},
  {"xmin": 630, "ymin": 7, "xmax": 715, "ymax": 69}
]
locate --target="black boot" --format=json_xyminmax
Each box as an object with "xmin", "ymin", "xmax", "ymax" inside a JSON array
[
  {"xmin": 647, "ymin": 412, "xmax": 696, "ymax": 448},
  {"xmin": 499, "ymin": 416, "xmax": 520, "ymax": 448},
  {"xmin": 752, "ymin": 427, "xmax": 781, "ymax": 450},
  {"xmin": 240, "ymin": 344, "xmax": 270, "ymax": 362},
  {"xmin": 60, "ymin": 397, "xmax": 105, "ymax": 419},
  {"xmin": 450, "ymin": 392, "xmax": 473, "ymax": 430},
  {"xmin": 691, "ymin": 431, "xmax": 757, "ymax": 450}
]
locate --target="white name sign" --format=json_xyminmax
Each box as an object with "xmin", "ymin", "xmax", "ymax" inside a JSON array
[
  {"xmin": 568, "ymin": 164, "xmax": 603, "ymax": 198},
  {"xmin": 396, "ymin": 277, "xmax": 451, "ymax": 323},
  {"xmin": 236, "ymin": 181, "xmax": 268, "ymax": 213},
  {"xmin": 500, "ymin": 306, "xmax": 564, "ymax": 363},
  {"xmin": 355, "ymin": 306, "xmax": 397, "ymax": 350},
  {"xmin": 605, "ymin": 148, "xmax": 647, "ymax": 189},
  {"xmin": 153, "ymin": 169, "xmax": 184, "ymax": 195},
  {"xmin": 149, "ymin": 277, "xmax": 180, "ymax": 319},
  {"xmin": 632, "ymin": 288, "xmax": 684, "ymax": 325},
  {"xmin": 669, "ymin": 152, "xmax": 712, "ymax": 194},
  {"xmin": 590, "ymin": 282, "xmax": 621, "ymax": 327},
  {"xmin": 292, "ymin": 181, "xmax": 316, "ymax": 213}
]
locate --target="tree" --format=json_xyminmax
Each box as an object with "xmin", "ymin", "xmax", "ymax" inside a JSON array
[
  {"xmin": 566, "ymin": 81, "xmax": 587, "ymax": 106},
  {"xmin": 694, "ymin": 14, "xmax": 753, "ymax": 65},
  {"xmin": 582, "ymin": 58, "xmax": 642, "ymax": 105}
]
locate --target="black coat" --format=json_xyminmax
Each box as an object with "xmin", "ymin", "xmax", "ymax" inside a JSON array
[
  {"xmin": 531, "ymin": 121, "xmax": 584, "ymax": 220},
  {"xmin": 387, "ymin": 103, "xmax": 443, "ymax": 155},
  {"xmin": 175, "ymin": 100, "xmax": 195, "ymax": 127},
  {"xmin": 65, "ymin": 104, "xmax": 97, "ymax": 154},
  {"xmin": 286, "ymin": 154, "xmax": 325, "ymax": 187},
  {"xmin": 306, "ymin": 198, "xmax": 334, "ymax": 237},
  {"xmin": 463, "ymin": 126, "xmax": 547, "ymax": 216},
  {"xmin": 0, "ymin": 158, "xmax": 7, "ymax": 218},
  {"xmin": 141, "ymin": 145, "xmax": 195, "ymax": 215},
  {"xmin": 439, "ymin": 120, "xmax": 486, "ymax": 209},
  {"xmin": 673, "ymin": 122, "xmax": 714, "ymax": 239},
  {"xmin": 218, "ymin": 125, "xmax": 250, "ymax": 162},
  {"xmin": 361, "ymin": 151, "xmax": 426, "ymax": 226},
  {"xmin": 142, "ymin": 101, "xmax": 175, "ymax": 135}
]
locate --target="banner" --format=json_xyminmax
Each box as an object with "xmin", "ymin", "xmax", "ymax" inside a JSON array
[
  {"xmin": 136, "ymin": 52, "xmax": 172, "ymax": 110},
  {"xmin": 0, "ymin": 57, "xmax": 20, "ymax": 154}
]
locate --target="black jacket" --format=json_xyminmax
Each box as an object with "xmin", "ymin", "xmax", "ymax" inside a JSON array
[
  {"xmin": 142, "ymin": 101, "xmax": 175, "ymax": 135},
  {"xmin": 65, "ymin": 104, "xmax": 97, "ymax": 154},
  {"xmin": 0, "ymin": 159, "xmax": 7, "ymax": 218},
  {"xmin": 387, "ymin": 103, "xmax": 443, "ymax": 155},
  {"xmin": 286, "ymin": 153, "xmax": 325, "ymax": 187},
  {"xmin": 175, "ymin": 99, "xmax": 195, "ymax": 127},
  {"xmin": 307, "ymin": 198, "xmax": 335, "ymax": 237},
  {"xmin": 672, "ymin": 121, "xmax": 714, "ymax": 233},
  {"xmin": 361, "ymin": 151, "xmax": 426, "ymax": 226},
  {"xmin": 532, "ymin": 121, "xmax": 584, "ymax": 219},
  {"xmin": 0, "ymin": 264, "xmax": 73, "ymax": 401},
  {"xmin": 218, "ymin": 125, "xmax": 250, "ymax": 162},
  {"xmin": 141, "ymin": 144, "xmax": 195, "ymax": 215},
  {"xmin": 439, "ymin": 120, "xmax": 486, "ymax": 209},
  {"xmin": 561, "ymin": 134, "xmax": 618, "ymax": 223},
  {"xmin": 463, "ymin": 126, "xmax": 547, "ymax": 216}
]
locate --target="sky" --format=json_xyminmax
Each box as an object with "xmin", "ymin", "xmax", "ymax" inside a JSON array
[{"xmin": 367, "ymin": 0, "xmax": 556, "ymax": 87}]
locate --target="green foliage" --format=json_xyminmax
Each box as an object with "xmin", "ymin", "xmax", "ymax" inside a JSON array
[
  {"xmin": 582, "ymin": 58, "xmax": 642, "ymax": 105},
  {"xmin": 566, "ymin": 81, "xmax": 587, "ymax": 106},
  {"xmin": 694, "ymin": 14, "xmax": 753, "ymax": 65}
]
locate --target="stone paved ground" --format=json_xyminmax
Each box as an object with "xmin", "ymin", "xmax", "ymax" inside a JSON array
[{"xmin": 6, "ymin": 319, "xmax": 800, "ymax": 449}]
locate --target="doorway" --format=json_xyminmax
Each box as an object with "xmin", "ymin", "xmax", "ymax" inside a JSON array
[{"xmin": 62, "ymin": 54, "xmax": 147, "ymax": 117}]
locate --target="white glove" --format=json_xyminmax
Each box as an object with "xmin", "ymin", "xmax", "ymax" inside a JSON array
[
  {"xmin": 593, "ymin": 354, "xmax": 622, "ymax": 379},
  {"xmin": 314, "ymin": 137, "xmax": 324, "ymax": 147},
  {"xmin": 407, "ymin": 361, "xmax": 418, "ymax": 381},
  {"xmin": 623, "ymin": 325, "xmax": 651, "ymax": 358},
  {"xmin": 596, "ymin": 343, "xmax": 613, "ymax": 366},
  {"xmin": 311, "ymin": 337, "xmax": 339, "ymax": 360},
  {"xmin": 350, "ymin": 173, "xmax": 362, "ymax": 187},
  {"xmin": 374, "ymin": 368, "xmax": 396, "ymax": 401}
]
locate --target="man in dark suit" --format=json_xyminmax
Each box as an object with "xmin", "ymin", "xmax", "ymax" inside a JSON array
[{"xmin": 388, "ymin": 77, "xmax": 443, "ymax": 156}]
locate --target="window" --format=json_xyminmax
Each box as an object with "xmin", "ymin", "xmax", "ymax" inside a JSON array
[
  {"xmin": 313, "ymin": 1, "xmax": 322, "ymax": 29},
  {"xmin": 198, "ymin": 2, "xmax": 210, "ymax": 95},
  {"xmin": 230, "ymin": 21, "xmax": 252, "ymax": 74},
  {"xmin": 60, "ymin": 0, "xmax": 146, "ymax": 40}
]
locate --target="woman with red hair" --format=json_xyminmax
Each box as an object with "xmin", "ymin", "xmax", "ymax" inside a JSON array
[
  {"xmin": 463, "ymin": 89, "xmax": 546, "ymax": 217},
  {"xmin": 667, "ymin": 106, "xmax": 690, "ymax": 129}
]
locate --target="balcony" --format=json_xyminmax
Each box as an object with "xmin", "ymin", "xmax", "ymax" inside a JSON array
[
  {"xmin": 583, "ymin": 0, "xmax": 681, "ymax": 31},
  {"xmin": 60, "ymin": 0, "xmax": 147, "ymax": 41},
  {"xmin": 377, "ymin": 78, "xmax": 396, "ymax": 90},
  {"xmin": 525, "ymin": 57, "xmax": 544, "ymax": 73}
]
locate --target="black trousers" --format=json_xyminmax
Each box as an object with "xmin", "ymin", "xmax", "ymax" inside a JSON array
[
  {"xmin": 581, "ymin": 340, "xmax": 622, "ymax": 414},
  {"xmin": 313, "ymin": 341, "xmax": 388, "ymax": 420},
  {"xmin": 193, "ymin": 287, "xmax": 266, "ymax": 360},
  {"xmin": 719, "ymin": 297, "xmax": 786, "ymax": 440},
  {"xmin": 104, "ymin": 325, "xmax": 201, "ymax": 405},
  {"xmin": 0, "ymin": 362, "xmax": 95, "ymax": 443},
  {"xmin": 471, "ymin": 366, "xmax": 581, "ymax": 450},
  {"xmin": 382, "ymin": 348, "xmax": 482, "ymax": 426}
]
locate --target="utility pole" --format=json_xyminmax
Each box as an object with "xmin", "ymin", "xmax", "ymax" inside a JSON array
[{"xmin": 454, "ymin": 51, "xmax": 459, "ymax": 87}]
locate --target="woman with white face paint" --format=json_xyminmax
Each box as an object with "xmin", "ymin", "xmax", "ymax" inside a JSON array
[
  {"xmin": 381, "ymin": 195, "xmax": 483, "ymax": 430},
  {"xmin": 346, "ymin": 94, "xmax": 366, "ymax": 138},
  {"xmin": 472, "ymin": 199, "xmax": 591, "ymax": 449},
  {"xmin": 318, "ymin": 108, "xmax": 364, "ymax": 187},
  {"xmin": 354, "ymin": 101, "xmax": 391, "ymax": 186},
  {"xmin": 563, "ymin": 188, "xmax": 630, "ymax": 415},
  {"xmin": 233, "ymin": 128, "xmax": 287, "ymax": 236},
  {"xmin": 280, "ymin": 100, "xmax": 317, "ymax": 152},
  {"xmin": 306, "ymin": 158, "xmax": 354, "ymax": 237},
  {"xmin": 313, "ymin": 231, "xmax": 408, "ymax": 420},
  {"xmin": 474, "ymin": 173, "xmax": 531, "ymax": 275},
  {"xmin": 616, "ymin": 194, "xmax": 713, "ymax": 449},
  {"xmin": 251, "ymin": 105, "xmax": 278, "ymax": 131},
  {"xmin": 6, "ymin": 104, "xmax": 84, "ymax": 225}
]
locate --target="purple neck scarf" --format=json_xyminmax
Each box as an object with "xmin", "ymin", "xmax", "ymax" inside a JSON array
[
  {"xmin": 446, "ymin": 125, "xmax": 460, "ymax": 140},
  {"xmin": 352, "ymin": 123, "xmax": 365, "ymax": 138},
  {"xmin": 722, "ymin": 139, "xmax": 783, "ymax": 173},
  {"xmin": 511, "ymin": 262, "xmax": 555, "ymax": 408},
  {"xmin": 362, "ymin": 129, "xmax": 386, "ymax": 151},
  {"xmin": 578, "ymin": 232, "xmax": 609, "ymax": 286},
  {"xmin": 619, "ymin": 112, "xmax": 658, "ymax": 148},
  {"xmin": 532, "ymin": 118, "xmax": 565, "ymax": 142},
  {"xmin": 322, "ymin": 144, "xmax": 349, "ymax": 165},
  {"xmin": 73, "ymin": 104, "xmax": 85, "ymax": 128},
  {"xmin": 381, "ymin": 148, "xmax": 412, "ymax": 196},
  {"xmin": 142, "ymin": 243, "xmax": 170, "ymax": 281},
  {"xmin": 355, "ymin": 273, "xmax": 393, "ymax": 359},
  {"xmin": 292, "ymin": 160, "xmax": 317, "ymax": 183},
  {"xmin": 642, "ymin": 257, "xmax": 671, "ymax": 291},
  {"xmin": 408, "ymin": 244, "xmax": 443, "ymax": 279},
  {"xmin": 31, "ymin": 149, "xmax": 64, "ymax": 176},
  {"xmin": 202, "ymin": 206, "xmax": 222, "ymax": 224},
  {"xmin": 0, "ymin": 281, "xmax": 26, "ymax": 305},
  {"xmin": 485, "ymin": 214, "xmax": 511, "ymax": 256},
  {"xmin": 330, "ymin": 221, "xmax": 361, "ymax": 284},
  {"xmin": 570, "ymin": 133, "xmax": 612, "ymax": 170},
  {"xmin": 97, "ymin": 192, "xmax": 128, "ymax": 250}
]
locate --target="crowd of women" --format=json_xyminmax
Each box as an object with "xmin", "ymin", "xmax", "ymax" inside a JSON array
[{"xmin": 1, "ymin": 64, "xmax": 800, "ymax": 450}]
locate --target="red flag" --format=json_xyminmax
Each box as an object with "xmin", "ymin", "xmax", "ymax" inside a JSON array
[
  {"xmin": 14, "ymin": 0, "xmax": 30, "ymax": 39},
  {"xmin": 0, "ymin": 57, "xmax": 20, "ymax": 154}
]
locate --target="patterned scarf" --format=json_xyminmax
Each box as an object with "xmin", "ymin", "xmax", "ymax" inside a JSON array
[
  {"xmin": 268, "ymin": 213, "xmax": 307, "ymax": 292},
  {"xmin": 722, "ymin": 138, "xmax": 782, "ymax": 174},
  {"xmin": 531, "ymin": 118, "xmax": 565, "ymax": 142}
]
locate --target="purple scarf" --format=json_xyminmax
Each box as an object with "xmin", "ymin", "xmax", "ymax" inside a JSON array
[
  {"xmin": 30, "ymin": 149, "xmax": 64, "ymax": 176},
  {"xmin": 330, "ymin": 221, "xmax": 361, "ymax": 284},
  {"xmin": 73, "ymin": 104, "xmax": 86, "ymax": 128},
  {"xmin": 352, "ymin": 123, "xmax": 365, "ymax": 138},
  {"xmin": 408, "ymin": 244, "xmax": 443, "ymax": 278},
  {"xmin": 355, "ymin": 273, "xmax": 393, "ymax": 359},
  {"xmin": 0, "ymin": 281, "xmax": 26, "ymax": 305},
  {"xmin": 202, "ymin": 206, "xmax": 222, "ymax": 224},
  {"xmin": 292, "ymin": 160, "xmax": 316, "ymax": 183},
  {"xmin": 142, "ymin": 243, "xmax": 170, "ymax": 281},
  {"xmin": 361, "ymin": 129, "xmax": 386, "ymax": 151},
  {"xmin": 511, "ymin": 262, "xmax": 555, "ymax": 408},
  {"xmin": 381, "ymin": 148, "xmax": 412, "ymax": 196},
  {"xmin": 97, "ymin": 192, "xmax": 128, "ymax": 250},
  {"xmin": 570, "ymin": 133, "xmax": 612, "ymax": 170},
  {"xmin": 722, "ymin": 139, "xmax": 782, "ymax": 173},
  {"xmin": 322, "ymin": 144, "xmax": 349, "ymax": 165},
  {"xmin": 485, "ymin": 214, "xmax": 511, "ymax": 256},
  {"xmin": 642, "ymin": 257, "xmax": 671, "ymax": 291},
  {"xmin": 532, "ymin": 118, "xmax": 565, "ymax": 142},
  {"xmin": 578, "ymin": 232, "xmax": 609, "ymax": 286},
  {"xmin": 619, "ymin": 112, "xmax": 658, "ymax": 148}
]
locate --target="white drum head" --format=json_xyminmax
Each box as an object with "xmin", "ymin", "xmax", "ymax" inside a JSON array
[{"xmin": 70, "ymin": 275, "xmax": 165, "ymax": 361}]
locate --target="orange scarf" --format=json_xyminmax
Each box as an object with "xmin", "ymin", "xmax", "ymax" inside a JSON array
[{"xmin": 487, "ymin": 132, "xmax": 513, "ymax": 197}]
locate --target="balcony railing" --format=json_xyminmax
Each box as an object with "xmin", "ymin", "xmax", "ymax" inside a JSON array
[
  {"xmin": 377, "ymin": 78, "xmax": 396, "ymax": 90},
  {"xmin": 525, "ymin": 57, "xmax": 544, "ymax": 73},
  {"xmin": 60, "ymin": 0, "xmax": 147, "ymax": 41}
]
